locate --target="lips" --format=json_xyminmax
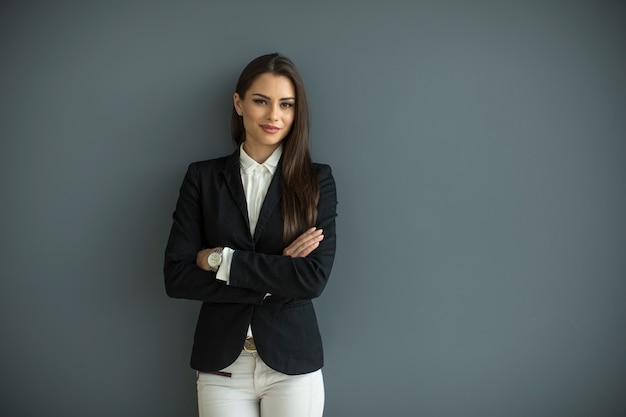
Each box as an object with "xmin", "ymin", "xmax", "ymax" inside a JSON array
[{"xmin": 261, "ymin": 125, "xmax": 280, "ymax": 134}]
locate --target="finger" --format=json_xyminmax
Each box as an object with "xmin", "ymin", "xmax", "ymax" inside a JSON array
[
  {"xmin": 290, "ymin": 228, "xmax": 318, "ymax": 246},
  {"xmin": 293, "ymin": 229, "xmax": 323, "ymax": 248},
  {"xmin": 284, "ymin": 228, "xmax": 324, "ymax": 257},
  {"xmin": 289, "ymin": 233, "xmax": 322, "ymax": 256},
  {"xmin": 290, "ymin": 234, "xmax": 324, "ymax": 258},
  {"xmin": 297, "ymin": 240, "xmax": 321, "ymax": 258}
]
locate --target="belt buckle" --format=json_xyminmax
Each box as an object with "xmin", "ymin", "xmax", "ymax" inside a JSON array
[{"xmin": 244, "ymin": 336, "xmax": 257, "ymax": 353}]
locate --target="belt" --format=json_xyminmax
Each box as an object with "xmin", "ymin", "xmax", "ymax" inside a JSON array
[{"xmin": 244, "ymin": 336, "xmax": 257, "ymax": 353}]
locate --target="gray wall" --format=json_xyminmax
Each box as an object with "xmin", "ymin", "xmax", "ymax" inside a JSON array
[{"xmin": 1, "ymin": 1, "xmax": 624, "ymax": 416}]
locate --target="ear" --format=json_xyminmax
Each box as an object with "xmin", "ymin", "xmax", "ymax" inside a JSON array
[{"xmin": 233, "ymin": 92, "xmax": 242, "ymax": 114}]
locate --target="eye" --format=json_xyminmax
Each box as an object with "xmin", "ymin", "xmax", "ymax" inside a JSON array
[
  {"xmin": 253, "ymin": 99, "xmax": 268, "ymax": 105},
  {"xmin": 281, "ymin": 102, "xmax": 294, "ymax": 109}
]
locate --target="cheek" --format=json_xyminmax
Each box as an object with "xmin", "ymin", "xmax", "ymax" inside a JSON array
[
  {"xmin": 241, "ymin": 106, "xmax": 257, "ymax": 127},
  {"xmin": 284, "ymin": 112, "xmax": 296, "ymax": 127}
]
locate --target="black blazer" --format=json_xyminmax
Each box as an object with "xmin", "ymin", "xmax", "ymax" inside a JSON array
[{"xmin": 164, "ymin": 148, "xmax": 337, "ymax": 375}]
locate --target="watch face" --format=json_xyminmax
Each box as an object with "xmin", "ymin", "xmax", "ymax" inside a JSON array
[{"xmin": 208, "ymin": 252, "xmax": 221, "ymax": 267}]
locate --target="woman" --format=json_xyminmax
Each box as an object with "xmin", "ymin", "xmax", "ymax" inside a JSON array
[{"xmin": 164, "ymin": 53, "xmax": 337, "ymax": 417}]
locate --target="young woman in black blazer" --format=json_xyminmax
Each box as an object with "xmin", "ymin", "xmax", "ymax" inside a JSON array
[{"xmin": 164, "ymin": 53, "xmax": 337, "ymax": 417}]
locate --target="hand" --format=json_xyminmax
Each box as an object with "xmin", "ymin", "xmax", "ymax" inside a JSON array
[
  {"xmin": 196, "ymin": 248, "xmax": 215, "ymax": 271},
  {"xmin": 283, "ymin": 228, "xmax": 324, "ymax": 258}
]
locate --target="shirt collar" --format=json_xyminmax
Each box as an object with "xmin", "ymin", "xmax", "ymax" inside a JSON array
[{"xmin": 239, "ymin": 143, "xmax": 282, "ymax": 175}]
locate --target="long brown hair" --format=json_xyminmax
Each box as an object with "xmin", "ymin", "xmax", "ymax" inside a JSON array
[{"xmin": 231, "ymin": 53, "xmax": 319, "ymax": 244}]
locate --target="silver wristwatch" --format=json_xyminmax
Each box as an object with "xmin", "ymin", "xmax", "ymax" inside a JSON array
[{"xmin": 207, "ymin": 247, "xmax": 223, "ymax": 272}]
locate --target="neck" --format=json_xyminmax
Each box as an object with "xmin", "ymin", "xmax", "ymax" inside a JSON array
[{"xmin": 242, "ymin": 141, "xmax": 280, "ymax": 164}]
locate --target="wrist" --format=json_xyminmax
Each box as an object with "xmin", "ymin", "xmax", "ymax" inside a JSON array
[{"xmin": 207, "ymin": 247, "xmax": 224, "ymax": 272}]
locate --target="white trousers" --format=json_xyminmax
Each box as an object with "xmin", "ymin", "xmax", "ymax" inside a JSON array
[{"xmin": 197, "ymin": 351, "xmax": 325, "ymax": 417}]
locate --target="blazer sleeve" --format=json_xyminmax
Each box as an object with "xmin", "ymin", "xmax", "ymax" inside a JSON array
[
  {"xmin": 228, "ymin": 164, "xmax": 338, "ymax": 299},
  {"xmin": 164, "ymin": 163, "xmax": 265, "ymax": 304}
]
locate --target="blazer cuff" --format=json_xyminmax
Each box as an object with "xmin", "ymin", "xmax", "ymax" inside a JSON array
[{"xmin": 215, "ymin": 247, "xmax": 234, "ymax": 284}]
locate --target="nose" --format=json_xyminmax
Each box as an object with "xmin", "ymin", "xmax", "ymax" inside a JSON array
[{"xmin": 267, "ymin": 103, "xmax": 279, "ymax": 121}]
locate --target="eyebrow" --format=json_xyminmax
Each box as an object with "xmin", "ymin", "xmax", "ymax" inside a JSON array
[{"xmin": 252, "ymin": 93, "xmax": 295, "ymax": 101}]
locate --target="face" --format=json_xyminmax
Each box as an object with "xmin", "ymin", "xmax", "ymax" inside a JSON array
[{"xmin": 234, "ymin": 73, "xmax": 296, "ymax": 162}]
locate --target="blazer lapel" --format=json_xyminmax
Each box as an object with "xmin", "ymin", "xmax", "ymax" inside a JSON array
[
  {"xmin": 253, "ymin": 163, "xmax": 282, "ymax": 242},
  {"xmin": 223, "ymin": 149, "xmax": 250, "ymax": 229}
]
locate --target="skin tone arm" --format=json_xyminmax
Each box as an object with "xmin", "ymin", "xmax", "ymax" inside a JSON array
[{"xmin": 195, "ymin": 228, "xmax": 324, "ymax": 271}]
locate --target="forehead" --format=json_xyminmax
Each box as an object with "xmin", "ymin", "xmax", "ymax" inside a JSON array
[{"xmin": 247, "ymin": 73, "xmax": 295, "ymax": 98}]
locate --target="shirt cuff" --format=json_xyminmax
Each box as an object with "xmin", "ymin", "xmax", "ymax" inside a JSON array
[{"xmin": 215, "ymin": 247, "xmax": 234, "ymax": 284}]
